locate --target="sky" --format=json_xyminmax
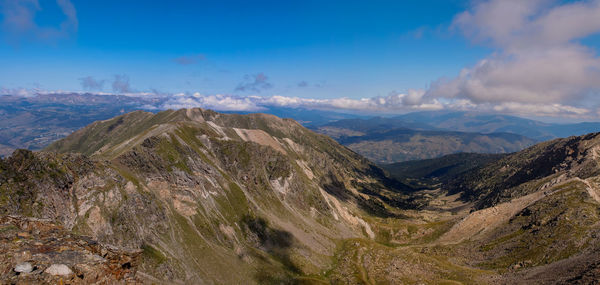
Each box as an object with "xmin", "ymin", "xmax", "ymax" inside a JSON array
[{"xmin": 1, "ymin": 0, "xmax": 600, "ymax": 120}]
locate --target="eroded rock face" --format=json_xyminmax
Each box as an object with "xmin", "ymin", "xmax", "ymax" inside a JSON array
[{"xmin": 0, "ymin": 216, "xmax": 141, "ymax": 284}]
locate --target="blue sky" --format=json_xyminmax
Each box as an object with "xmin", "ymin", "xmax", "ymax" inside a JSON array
[
  {"xmin": 0, "ymin": 0, "xmax": 485, "ymax": 96},
  {"xmin": 1, "ymin": 0, "xmax": 600, "ymax": 119}
]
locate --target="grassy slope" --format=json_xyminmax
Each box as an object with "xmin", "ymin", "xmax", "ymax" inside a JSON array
[{"xmin": 6, "ymin": 109, "xmax": 600, "ymax": 283}]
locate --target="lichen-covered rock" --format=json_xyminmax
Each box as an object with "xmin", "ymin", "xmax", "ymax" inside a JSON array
[{"xmin": 0, "ymin": 216, "xmax": 141, "ymax": 284}]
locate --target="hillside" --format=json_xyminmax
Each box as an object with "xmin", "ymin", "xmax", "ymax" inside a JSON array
[
  {"xmin": 432, "ymin": 132, "xmax": 600, "ymax": 283},
  {"xmin": 4, "ymin": 108, "xmax": 415, "ymax": 283},
  {"xmin": 446, "ymin": 133, "xmax": 600, "ymax": 209},
  {"xmin": 2, "ymin": 109, "xmax": 600, "ymax": 283},
  {"xmin": 316, "ymin": 124, "xmax": 535, "ymax": 163},
  {"xmin": 382, "ymin": 153, "xmax": 505, "ymax": 189}
]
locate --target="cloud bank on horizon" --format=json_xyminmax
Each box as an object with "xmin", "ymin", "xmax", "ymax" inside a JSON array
[{"xmin": 1, "ymin": 0, "xmax": 599, "ymax": 119}]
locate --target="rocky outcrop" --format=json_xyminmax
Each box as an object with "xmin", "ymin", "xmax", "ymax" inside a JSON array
[{"xmin": 0, "ymin": 216, "xmax": 141, "ymax": 284}]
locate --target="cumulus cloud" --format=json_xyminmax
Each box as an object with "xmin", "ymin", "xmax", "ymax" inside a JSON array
[
  {"xmin": 79, "ymin": 76, "xmax": 105, "ymax": 91},
  {"xmin": 157, "ymin": 90, "xmax": 445, "ymax": 113},
  {"xmin": 1, "ymin": 85, "xmax": 593, "ymax": 118},
  {"xmin": 426, "ymin": 0, "xmax": 600, "ymax": 109},
  {"xmin": 0, "ymin": 87, "xmax": 37, "ymax": 97},
  {"xmin": 161, "ymin": 93, "xmax": 262, "ymax": 111},
  {"xmin": 235, "ymin": 73, "xmax": 273, "ymax": 92},
  {"xmin": 173, "ymin": 54, "xmax": 206, "ymax": 65},
  {"xmin": 112, "ymin": 74, "xmax": 133, "ymax": 93},
  {"xmin": 0, "ymin": 0, "xmax": 78, "ymax": 44},
  {"xmin": 492, "ymin": 102, "xmax": 590, "ymax": 118}
]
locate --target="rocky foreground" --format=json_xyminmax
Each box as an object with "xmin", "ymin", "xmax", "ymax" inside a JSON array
[{"xmin": 0, "ymin": 216, "xmax": 141, "ymax": 284}]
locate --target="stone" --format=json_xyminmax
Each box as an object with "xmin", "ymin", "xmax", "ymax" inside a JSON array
[
  {"xmin": 14, "ymin": 262, "xmax": 33, "ymax": 273},
  {"xmin": 44, "ymin": 264, "xmax": 73, "ymax": 276}
]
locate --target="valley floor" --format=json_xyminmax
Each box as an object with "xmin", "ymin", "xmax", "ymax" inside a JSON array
[{"xmin": 302, "ymin": 184, "xmax": 600, "ymax": 284}]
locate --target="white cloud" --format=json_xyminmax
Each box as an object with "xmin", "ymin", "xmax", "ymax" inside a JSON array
[
  {"xmin": 0, "ymin": 0, "xmax": 78, "ymax": 44},
  {"xmin": 235, "ymin": 73, "xmax": 273, "ymax": 93},
  {"xmin": 1, "ymin": 87, "xmax": 595, "ymax": 119},
  {"xmin": 0, "ymin": 87, "xmax": 37, "ymax": 97},
  {"xmin": 492, "ymin": 102, "xmax": 590, "ymax": 118},
  {"xmin": 112, "ymin": 74, "xmax": 133, "ymax": 93},
  {"xmin": 427, "ymin": 0, "xmax": 600, "ymax": 109},
  {"xmin": 161, "ymin": 93, "xmax": 262, "ymax": 111},
  {"xmin": 156, "ymin": 90, "xmax": 445, "ymax": 113}
]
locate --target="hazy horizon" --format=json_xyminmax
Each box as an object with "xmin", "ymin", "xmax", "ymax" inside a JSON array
[{"xmin": 2, "ymin": 0, "xmax": 600, "ymax": 121}]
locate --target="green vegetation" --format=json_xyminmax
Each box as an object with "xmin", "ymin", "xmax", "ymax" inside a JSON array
[
  {"xmin": 382, "ymin": 153, "xmax": 505, "ymax": 189},
  {"xmin": 4, "ymin": 109, "xmax": 600, "ymax": 284},
  {"xmin": 142, "ymin": 243, "xmax": 167, "ymax": 264}
]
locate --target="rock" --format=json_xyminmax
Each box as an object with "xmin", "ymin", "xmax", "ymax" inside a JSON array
[
  {"xmin": 44, "ymin": 264, "xmax": 73, "ymax": 276},
  {"xmin": 14, "ymin": 262, "xmax": 33, "ymax": 273},
  {"xmin": 0, "ymin": 216, "xmax": 142, "ymax": 284}
]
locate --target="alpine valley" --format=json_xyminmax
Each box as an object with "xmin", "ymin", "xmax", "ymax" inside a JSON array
[{"xmin": 2, "ymin": 108, "xmax": 600, "ymax": 284}]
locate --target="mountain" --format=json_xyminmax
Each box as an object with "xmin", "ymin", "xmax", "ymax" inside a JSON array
[
  {"xmin": 3, "ymin": 108, "xmax": 600, "ymax": 283},
  {"xmin": 446, "ymin": 132, "xmax": 600, "ymax": 209},
  {"xmin": 395, "ymin": 111, "xmax": 600, "ymax": 141},
  {"xmin": 0, "ymin": 93, "xmax": 160, "ymax": 157},
  {"xmin": 224, "ymin": 106, "xmax": 367, "ymax": 127},
  {"xmin": 315, "ymin": 117, "xmax": 439, "ymax": 136},
  {"xmin": 316, "ymin": 122, "xmax": 536, "ymax": 163},
  {"xmin": 432, "ymin": 132, "xmax": 600, "ymax": 283},
  {"xmin": 382, "ymin": 152, "xmax": 506, "ymax": 189},
  {"xmin": 0, "ymin": 94, "xmax": 365, "ymax": 157},
  {"xmin": 3, "ymin": 108, "xmax": 414, "ymax": 283}
]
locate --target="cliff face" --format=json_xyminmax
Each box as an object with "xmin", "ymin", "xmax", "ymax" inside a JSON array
[{"xmin": 2, "ymin": 108, "xmax": 408, "ymax": 283}]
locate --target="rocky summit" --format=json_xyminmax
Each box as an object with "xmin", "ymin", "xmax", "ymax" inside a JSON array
[{"xmin": 1, "ymin": 108, "xmax": 600, "ymax": 284}]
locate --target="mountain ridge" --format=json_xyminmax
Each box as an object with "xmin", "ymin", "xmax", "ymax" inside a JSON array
[
  {"xmin": 6, "ymin": 107, "xmax": 416, "ymax": 283},
  {"xmin": 3, "ymin": 108, "xmax": 600, "ymax": 283}
]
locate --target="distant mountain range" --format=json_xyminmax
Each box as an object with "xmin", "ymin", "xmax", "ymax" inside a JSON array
[
  {"xmin": 2, "ymin": 93, "xmax": 600, "ymax": 163},
  {"xmin": 0, "ymin": 93, "xmax": 160, "ymax": 156},
  {"xmin": 314, "ymin": 119, "xmax": 536, "ymax": 163},
  {"xmin": 389, "ymin": 111, "xmax": 600, "ymax": 141},
  {"xmin": 0, "ymin": 93, "xmax": 364, "ymax": 156},
  {"xmin": 312, "ymin": 112, "xmax": 600, "ymax": 163}
]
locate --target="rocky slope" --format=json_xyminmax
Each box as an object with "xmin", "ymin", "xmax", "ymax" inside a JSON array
[
  {"xmin": 3, "ymin": 108, "xmax": 600, "ymax": 284},
  {"xmin": 433, "ymin": 133, "xmax": 600, "ymax": 283},
  {"xmin": 446, "ymin": 132, "xmax": 600, "ymax": 209},
  {"xmin": 2, "ymin": 108, "xmax": 412, "ymax": 283}
]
